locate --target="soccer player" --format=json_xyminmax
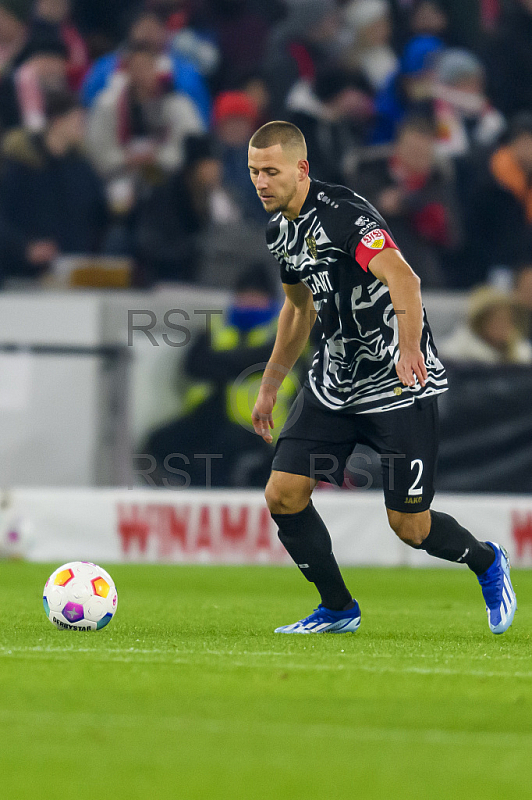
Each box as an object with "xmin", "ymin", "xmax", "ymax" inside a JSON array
[{"xmin": 248, "ymin": 121, "xmax": 517, "ymax": 635}]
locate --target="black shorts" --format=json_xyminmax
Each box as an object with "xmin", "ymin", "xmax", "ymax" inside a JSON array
[{"xmin": 272, "ymin": 387, "xmax": 439, "ymax": 513}]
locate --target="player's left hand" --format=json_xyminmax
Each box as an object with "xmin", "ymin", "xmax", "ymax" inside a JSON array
[
  {"xmin": 252, "ymin": 386, "xmax": 277, "ymax": 443},
  {"xmin": 396, "ymin": 349, "xmax": 427, "ymax": 388}
]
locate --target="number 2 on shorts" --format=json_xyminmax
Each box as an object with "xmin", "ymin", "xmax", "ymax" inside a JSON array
[{"xmin": 408, "ymin": 459, "xmax": 423, "ymax": 496}]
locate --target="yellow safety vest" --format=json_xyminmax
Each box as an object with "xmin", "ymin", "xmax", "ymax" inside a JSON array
[{"xmin": 183, "ymin": 317, "xmax": 299, "ymax": 441}]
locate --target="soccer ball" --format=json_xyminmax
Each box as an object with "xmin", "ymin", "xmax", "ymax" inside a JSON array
[{"xmin": 43, "ymin": 561, "xmax": 118, "ymax": 631}]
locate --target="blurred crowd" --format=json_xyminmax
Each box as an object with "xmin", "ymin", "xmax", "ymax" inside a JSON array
[{"xmin": 0, "ymin": 2, "xmax": 532, "ymax": 321}]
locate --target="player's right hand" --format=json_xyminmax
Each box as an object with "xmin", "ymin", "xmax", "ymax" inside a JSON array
[
  {"xmin": 396, "ymin": 348, "xmax": 428, "ymax": 388},
  {"xmin": 252, "ymin": 387, "xmax": 277, "ymax": 444}
]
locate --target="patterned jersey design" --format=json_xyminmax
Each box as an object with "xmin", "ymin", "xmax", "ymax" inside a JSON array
[{"xmin": 266, "ymin": 179, "xmax": 447, "ymax": 413}]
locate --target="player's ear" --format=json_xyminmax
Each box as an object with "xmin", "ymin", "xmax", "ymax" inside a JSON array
[{"xmin": 297, "ymin": 159, "xmax": 309, "ymax": 180}]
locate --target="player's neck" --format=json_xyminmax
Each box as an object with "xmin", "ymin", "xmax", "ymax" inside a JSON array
[{"xmin": 282, "ymin": 177, "xmax": 311, "ymax": 221}]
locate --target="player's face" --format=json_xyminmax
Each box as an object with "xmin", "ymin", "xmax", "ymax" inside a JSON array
[{"xmin": 248, "ymin": 144, "xmax": 308, "ymax": 218}]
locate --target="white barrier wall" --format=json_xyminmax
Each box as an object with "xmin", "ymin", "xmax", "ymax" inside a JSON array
[
  {"xmin": 3, "ymin": 488, "xmax": 532, "ymax": 567},
  {"xmin": 0, "ymin": 287, "xmax": 230, "ymax": 487}
]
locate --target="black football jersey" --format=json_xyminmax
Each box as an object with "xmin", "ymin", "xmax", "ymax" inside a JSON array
[{"xmin": 266, "ymin": 178, "xmax": 447, "ymax": 413}]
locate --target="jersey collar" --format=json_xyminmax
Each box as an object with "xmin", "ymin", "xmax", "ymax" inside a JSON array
[{"xmin": 295, "ymin": 178, "xmax": 317, "ymax": 219}]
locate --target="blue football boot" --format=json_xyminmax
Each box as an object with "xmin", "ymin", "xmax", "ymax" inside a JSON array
[
  {"xmin": 477, "ymin": 542, "xmax": 517, "ymax": 634},
  {"xmin": 275, "ymin": 600, "xmax": 361, "ymax": 633}
]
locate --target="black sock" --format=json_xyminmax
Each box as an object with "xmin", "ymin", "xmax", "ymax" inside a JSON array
[
  {"xmin": 416, "ymin": 510, "xmax": 495, "ymax": 575},
  {"xmin": 271, "ymin": 501, "xmax": 352, "ymax": 610}
]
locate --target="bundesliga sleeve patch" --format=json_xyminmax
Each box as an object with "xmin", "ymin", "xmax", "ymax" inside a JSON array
[
  {"xmin": 362, "ymin": 229, "xmax": 386, "ymax": 249},
  {"xmin": 355, "ymin": 228, "xmax": 398, "ymax": 271}
]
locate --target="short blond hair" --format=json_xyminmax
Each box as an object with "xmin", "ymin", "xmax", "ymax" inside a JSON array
[{"xmin": 249, "ymin": 121, "xmax": 307, "ymax": 158}]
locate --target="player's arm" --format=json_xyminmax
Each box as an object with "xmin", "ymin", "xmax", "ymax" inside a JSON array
[
  {"xmin": 368, "ymin": 248, "xmax": 428, "ymax": 388},
  {"xmin": 252, "ymin": 281, "xmax": 316, "ymax": 443}
]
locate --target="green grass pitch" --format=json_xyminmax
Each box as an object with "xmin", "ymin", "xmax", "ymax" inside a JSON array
[{"xmin": 1, "ymin": 562, "xmax": 531, "ymax": 799}]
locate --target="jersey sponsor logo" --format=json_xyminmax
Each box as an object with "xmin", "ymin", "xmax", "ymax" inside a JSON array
[
  {"xmin": 361, "ymin": 229, "xmax": 386, "ymax": 249},
  {"xmin": 302, "ymin": 270, "xmax": 333, "ymax": 295},
  {"xmin": 355, "ymin": 215, "xmax": 371, "ymax": 227},
  {"xmin": 317, "ymin": 191, "xmax": 338, "ymax": 209},
  {"xmin": 404, "ymin": 496, "xmax": 422, "ymax": 504},
  {"xmin": 359, "ymin": 222, "xmax": 378, "ymax": 235},
  {"xmin": 305, "ymin": 230, "xmax": 318, "ymax": 259}
]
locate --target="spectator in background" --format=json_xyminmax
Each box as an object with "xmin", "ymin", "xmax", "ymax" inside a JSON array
[
  {"xmin": 0, "ymin": 91, "xmax": 108, "ymax": 282},
  {"xmin": 70, "ymin": 0, "xmax": 142, "ymax": 53},
  {"xmin": 157, "ymin": 0, "xmax": 221, "ymax": 82},
  {"xmin": 408, "ymin": 0, "xmax": 449, "ymax": 41},
  {"xmin": 134, "ymin": 133, "xmax": 225, "ymax": 283},
  {"xmin": 86, "ymin": 40, "xmax": 204, "ymax": 249},
  {"xmin": 81, "ymin": 9, "xmax": 210, "ymax": 126},
  {"xmin": 195, "ymin": 88, "xmax": 279, "ymax": 286},
  {"xmin": 189, "ymin": 0, "xmax": 273, "ymax": 94},
  {"xmin": 514, "ymin": 263, "xmax": 532, "ymax": 347},
  {"xmin": 371, "ymin": 33, "xmax": 443, "ymax": 143},
  {"xmin": 141, "ymin": 265, "xmax": 292, "ymax": 488},
  {"xmin": 432, "ymin": 48, "xmax": 505, "ymax": 161},
  {"xmin": 352, "ymin": 114, "xmax": 461, "ymax": 286},
  {"xmin": 439, "ymin": 286, "xmax": 532, "ymax": 364},
  {"xmin": 146, "ymin": 0, "xmax": 191, "ymax": 25},
  {"xmin": 0, "ymin": 36, "xmax": 69, "ymax": 133},
  {"xmin": 465, "ymin": 113, "xmax": 532, "ymax": 286},
  {"xmin": 286, "ymin": 67, "xmax": 375, "ymax": 184},
  {"xmin": 0, "ymin": 0, "xmax": 31, "ymax": 73},
  {"xmin": 238, "ymin": 70, "xmax": 272, "ymax": 128},
  {"xmin": 515, "ymin": 264, "xmax": 532, "ymax": 323},
  {"xmin": 211, "ymin": 89, "xmax": 264, "ymax": 222},
  {"xmin": 340, "ymin": 0, "xmax": 398, "ymax": 92},
  {"xmin": 31, "ymin": 0, "xmax": 89, "ymax": 91},
  {"xmin": 263, "ymin": 0, "xmax": 341, "ymax": 116}
]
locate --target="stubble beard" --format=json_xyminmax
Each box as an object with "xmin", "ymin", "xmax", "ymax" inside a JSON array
[{"xmin": 262, "ymin": 181, "xmax": 298, "ymax": 215}]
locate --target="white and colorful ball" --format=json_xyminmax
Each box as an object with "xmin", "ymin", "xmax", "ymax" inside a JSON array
[{"xmin": 43, "ymin": 561, "xmax": 118, "ymax": 631}]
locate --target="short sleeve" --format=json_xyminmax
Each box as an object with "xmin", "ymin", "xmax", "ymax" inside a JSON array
[
  {"xmin": 266, "ymin": 218, "xmax": 301, "ymax": 284},
  {"xmin": 339, "ymin": 202, "xmax": 400, "ymax": 272}
]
